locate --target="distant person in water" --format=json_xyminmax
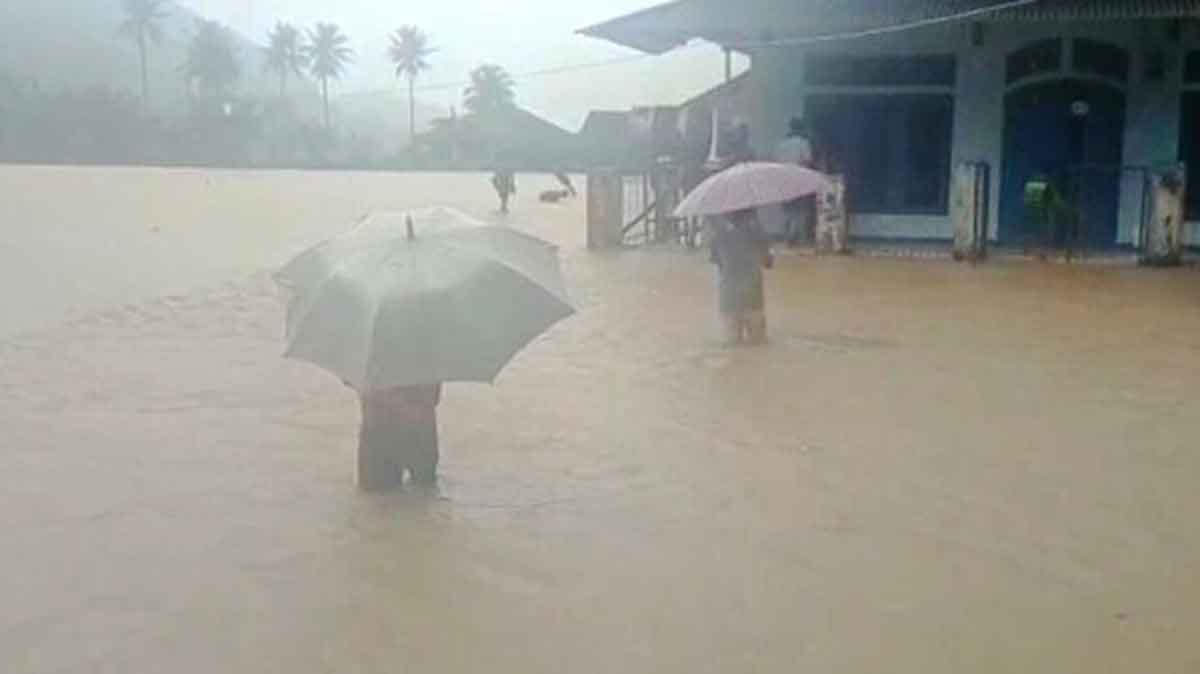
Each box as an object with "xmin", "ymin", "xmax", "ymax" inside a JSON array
[
  {"xmin": 553, "ymin": 172, "xmax": 577, "ymax": 197},
  {"xmin": 709, "ymin": 208, "xmax": 772, "ymax": 345},
  {"xmin": 356, "ymin": 383, "xmax": 442, "ymax": 490},
  {"xmin": 492, "ymin": 169, "xmax": 517, "ymax": 213}
]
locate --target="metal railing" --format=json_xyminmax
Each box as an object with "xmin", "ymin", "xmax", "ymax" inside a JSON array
[{"xmin": 618, "ymin": 163, "xmax": 688, "ymax": 247}]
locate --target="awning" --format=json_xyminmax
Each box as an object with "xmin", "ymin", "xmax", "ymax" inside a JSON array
[
  {"xmin": 578, "ymin": 0, "xmax": 1200, "ymax": 53},
  {"xmin": 577, "ymin": 0, "xmax": 711, "ymax": 54}
]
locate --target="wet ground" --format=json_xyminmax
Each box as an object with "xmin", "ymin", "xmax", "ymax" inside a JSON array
[{"xmin": 2, "ymin": 167, "xmax": 1200, "ymax": 673}]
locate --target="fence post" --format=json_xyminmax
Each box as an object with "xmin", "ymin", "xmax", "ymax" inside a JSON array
[
  {"xmin": 1139, "ymin": 163, "xmax": 1186, "ymax": 267},
  {"xmin": 816, "ymin": 174, "xmax": 849, "ymax": 254},
  {"xmin": 587, "ymin": 171, "xmax": 624, "ymax": 250}
]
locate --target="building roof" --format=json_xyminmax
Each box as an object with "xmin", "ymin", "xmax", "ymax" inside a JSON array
[
  {"xmin": 995, "ymin": 0, "xmax": 1200, "ymax": 20},
  {"xmin": 579, "ymin": 110, "xmax": 630, "ymax": 142},
  {"xmin": 418, "ymin": 104, "xmax": 578, "ymax": 164},
  {"xmin": 578, "ymin": 0, "xmax": 1200, "ymax": 53},
  {"xmin": 678, "ymin": 72, "xmax": 749, "ymax": 110}
]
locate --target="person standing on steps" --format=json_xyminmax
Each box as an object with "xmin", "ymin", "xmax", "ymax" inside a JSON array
[{"xmin": 774, "ymin": 117, "xmax": 817, "ymax": 246}]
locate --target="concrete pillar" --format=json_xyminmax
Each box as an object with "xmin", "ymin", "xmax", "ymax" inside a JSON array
[
  {"xmin": 587, "ymin": 171, "xmax": 624, "ymax": 249},
  {"xmin": 1139, "ymin": 164, "xmax": 1187, "ymax": 266},
  {"xmin": 952, "ymin": 162, "xmax": 989, "ymax": 261}
]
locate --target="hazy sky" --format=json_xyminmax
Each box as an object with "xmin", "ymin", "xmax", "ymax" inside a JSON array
[{"xmin": 179, "ymin": 0, "xmax": 741, "ymax": 129}]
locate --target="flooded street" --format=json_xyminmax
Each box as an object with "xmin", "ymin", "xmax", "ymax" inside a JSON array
[{"xmin": 3, "ymin": 167, "xmax": 1200, "ymax": 672}]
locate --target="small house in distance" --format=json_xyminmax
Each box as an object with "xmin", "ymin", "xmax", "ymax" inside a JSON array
[
  {"xmin": 577, "ymin": 110, "xmax": 633, "ymax": 168},
  {"xmin": 581, "ymin": 0, "xmax": 1200, "ymax": 251},
  {"xmin": 575, "ymin": 73, "xmax": 752, "ymax": 172},
  {"xmin": 417, "ymin": 104, "xmax": 579, "ymax": 170}
]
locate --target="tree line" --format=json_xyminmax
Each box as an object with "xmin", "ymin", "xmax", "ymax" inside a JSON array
[
  {"xmin": 121, "ymin": 0, "xmax": 514, "ymax": 139},
  {"xmin": 0, "ymin": 0, "xmax": 521, "ymax": 168}
]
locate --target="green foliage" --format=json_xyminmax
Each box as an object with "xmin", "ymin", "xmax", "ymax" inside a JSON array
[
  {"xmin": 388, "ymin": 25, "xmax": 435, "ymax": 146},
  {"xmin": 264, "ymin": 22, "xmax": 308, "ymax": 96},
  {"xmin": 388, "ymin": 26, "xmax": 434, "ymax": 81},
  {"xmin": 304, "ymin": 23, "xmax": 353, "ymax": 82},
  {"xmin": 303, "ymin": 22, "xmax": 354, "ymax": 129},
  {"xmin": 463, "ymin": 64, "xmax": 515, "ymax": 116},
  {"xmin": 118, "ymin": 0, "xmax": 172, "ymax": 106},
  {"xmin": 117, "ymin": 0, "xmax": 171, "ymax": 44},
  {"xmin": 183, "ymin": 19, "xmax": 241, "ymax": 97}
]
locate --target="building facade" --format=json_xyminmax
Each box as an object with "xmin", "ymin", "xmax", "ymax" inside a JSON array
[{"xmin": 581, "ymin": 0, "xmax": 1200, "ymax": 249}]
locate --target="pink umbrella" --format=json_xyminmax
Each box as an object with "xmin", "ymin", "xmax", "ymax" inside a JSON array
[{"xmin": 674, "ymin": 161, "xmax": 833, "ymax": 218}]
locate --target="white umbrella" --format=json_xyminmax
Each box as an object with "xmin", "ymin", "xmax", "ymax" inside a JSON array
[
  {"xmin": 276, "ymin": 207, "xmax": 574, "ymax": 393},
  {"xmin": 674, "ymin": 161, "xmax": 833, "ymax": 218}
]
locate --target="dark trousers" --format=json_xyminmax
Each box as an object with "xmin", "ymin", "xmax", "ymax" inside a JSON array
[{"xmin": 357, "ymin": 412, "xmax": 439, "ymax": 490}]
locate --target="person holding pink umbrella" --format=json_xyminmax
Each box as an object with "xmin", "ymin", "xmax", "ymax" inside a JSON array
[
  {"xmin": 675, "ymin": 161, "xmax": 832, "ymax": 346},
  {"xmin": 708, "ymin": 208, "xmax": 772, "ymax": 345}
]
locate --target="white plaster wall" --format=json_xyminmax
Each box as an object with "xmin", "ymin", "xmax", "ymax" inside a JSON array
[{"xmin": 853, "ymin": 214, "xmax": 951, "ymax": 239}]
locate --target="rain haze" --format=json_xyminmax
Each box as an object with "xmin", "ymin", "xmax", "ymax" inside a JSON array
[
  {"xmin": 181, "ymin": 0, "xmax": 735, "ymax": 126},
  {"xmin": 3, "ymin": 1, "xmax": 1200, "ymax": 673}
]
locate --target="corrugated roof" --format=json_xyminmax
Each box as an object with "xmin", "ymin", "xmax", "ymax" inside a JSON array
[
  {"xmin": 994, "ymin": 0, "xmax": 1200, "ymax": 20},
  {"xmin": 579, "ymin": 0, "xmax": 1200, "ymax": 53},
  {"xmin": 580, "ymin": 109, "xmax": 628, "ymax": 132},
  {"xmin": 678, "ymin": 72, "xmax": 750, "ymax": 109}
]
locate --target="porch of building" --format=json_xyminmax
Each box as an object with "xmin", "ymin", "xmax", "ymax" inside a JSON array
[{"xmin": 580, "ymin": 0, "xmax": 1200, "ymax": 261}]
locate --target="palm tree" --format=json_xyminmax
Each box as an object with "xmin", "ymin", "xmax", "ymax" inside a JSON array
[
  {"xmin": 183, "ymin": 19, "xmax": 241, "ymax": 99},
  {"xmin": 264, "ymin": 22, "xmax": 307, "ymax": 98},
  {"xmin": 303, "ymin": 23, "xmax": 353, "ymax": 130},
  {"xmin": 463, "ymin": 64, "xmax": 515, "ymax": 117},
  {"xmin": 388, "ymin": 25, "xmax": 435, "ymax": 147},
  {"xmin": 118, "ymin": 0, "xmax": 172, "ymax": 110}
]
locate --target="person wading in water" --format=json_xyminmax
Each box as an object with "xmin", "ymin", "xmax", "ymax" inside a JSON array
[
  {"xmin": 356, "ymin": 383, "xmax": 442, "ymax": 490},
  {"xmin": 709, "ymin": 208, "xmax": 772, "ymax": 345},
  {"xmin": 491, "ymin": 169, "xmax": 516, "ymax": 214}
]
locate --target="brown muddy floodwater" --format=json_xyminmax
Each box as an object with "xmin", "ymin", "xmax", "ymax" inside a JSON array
[{"xmin": 2, "ymin": 167, "xmax": 1200, "ymax": 673}]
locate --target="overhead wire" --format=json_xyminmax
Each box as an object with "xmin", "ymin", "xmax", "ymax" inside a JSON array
[
  {"xmin": 336, "ymin": 0, "xmax": 1036, "ymax": 101},
  {"xmin": 338, "ymin": 43, "xmax": 709, "ymax": 99}
]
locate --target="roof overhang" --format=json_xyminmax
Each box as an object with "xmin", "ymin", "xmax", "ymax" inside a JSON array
[
  {"xmin": 577, "ymin": 0, "xmax": 715, "ymax": 54},
  {"xmin": 578, "ymin": 0, "xmax": 1200, "ymax": 54}
]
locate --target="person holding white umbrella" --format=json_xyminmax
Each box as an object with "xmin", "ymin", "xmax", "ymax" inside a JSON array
[
  {"xmin": 275, "ymin": 207, "xmax": 574, "ymax": 490},
  {"xmin": 357, "ymin": 383, "xmax": 442, "ymax": 489}
]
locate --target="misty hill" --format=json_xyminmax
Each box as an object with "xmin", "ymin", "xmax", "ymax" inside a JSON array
[
  {"xmin": 0, "ymin": 0, "xmax": 284, "ymax": 111},
  {"xmin": 1, "ymin": 1, "xmax": 444, "ymax": 154}
]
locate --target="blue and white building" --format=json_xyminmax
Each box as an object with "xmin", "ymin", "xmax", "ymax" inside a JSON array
[{"xmin": 581, "ymin": 0, "xmax": 1200, "ymax": 249}]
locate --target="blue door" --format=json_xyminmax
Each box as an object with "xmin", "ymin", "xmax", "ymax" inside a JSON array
[{"xmin": 1000, "ymin": 80, "xmax": 1125, "ymax": 247}]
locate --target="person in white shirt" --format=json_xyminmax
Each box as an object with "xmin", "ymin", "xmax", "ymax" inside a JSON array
[
  {"xmin": 773, "ymin": 117, "xmax": 816, "ymax": 245},
  {"xmin": 774, "ymin": 117, "xmax": 813, "ymax": 167}
]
